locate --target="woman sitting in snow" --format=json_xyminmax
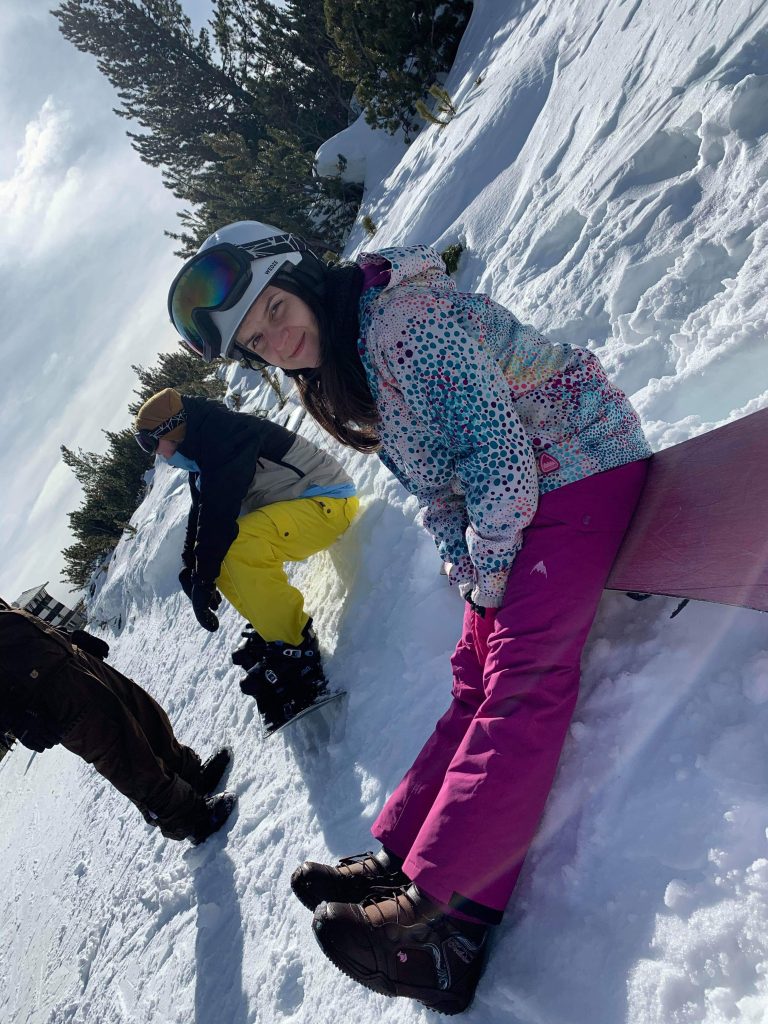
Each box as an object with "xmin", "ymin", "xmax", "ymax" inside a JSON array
[
  {"xmin": 133, "ymin": 388, "xmax": 358, "ymax": 734},
  {"xmin": 165, "ymin": 221, "xmax": 652, "ymax": 1013}
]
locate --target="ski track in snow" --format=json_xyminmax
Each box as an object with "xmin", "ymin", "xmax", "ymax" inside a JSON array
[{"xmin": 3, "ymin": 0, "xmax": 768, "ymax": 1021}]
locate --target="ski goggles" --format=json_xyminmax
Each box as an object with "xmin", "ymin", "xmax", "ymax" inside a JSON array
[
  {"xmin": 167, "ymin": 237, "xmax": 309, "ymax": 362},
  {"xmin": 134, "ymin": 410, "xmax": 187, "ymax": 454}
]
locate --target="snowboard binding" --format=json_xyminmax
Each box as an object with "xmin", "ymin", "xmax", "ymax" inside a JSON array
[{"xmin": 237, "ymin": 621, "xmax": 334, "ymax": 735}]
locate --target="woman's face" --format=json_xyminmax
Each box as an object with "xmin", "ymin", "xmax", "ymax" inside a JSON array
[{"xmin": 234, "ymin": 286, "xmax": 321, "ymax": 371}]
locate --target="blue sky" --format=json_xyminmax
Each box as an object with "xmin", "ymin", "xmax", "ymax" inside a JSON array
[{"xmin": 0, "ymin": 0, "xmax": 213, "ymax": 604}]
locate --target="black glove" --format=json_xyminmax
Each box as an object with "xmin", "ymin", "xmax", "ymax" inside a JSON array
[
  {"xmin": 69, "ymin": 629, "xmax": 110, "ymax": 661},
  {"xmin": 178, "ymin": 566, "xmax": 194, "ymax": 600},
  {"xmin": 9, "ymin": 709, "xmax": 60, "ymax": 752},
  {"xmin": 190, "ymin": 579, "xmax": 222, "ymax": 632},
  {"xmin": 464, "ymin": 592, "xmax": 488, "ymax": 618}
]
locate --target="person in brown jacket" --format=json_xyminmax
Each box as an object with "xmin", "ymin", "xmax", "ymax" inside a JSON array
[{"xmin": 0, "ymin": 599, "xmax": 235, "ymax": 845}]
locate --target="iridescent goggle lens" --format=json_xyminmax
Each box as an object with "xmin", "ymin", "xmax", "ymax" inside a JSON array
[{"xmin": 168, "ymin": 246, "xmax": 251, "ymax": 353}]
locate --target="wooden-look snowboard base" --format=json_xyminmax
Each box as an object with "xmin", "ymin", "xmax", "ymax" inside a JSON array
[{"xmin": 606, "ymin": 408, "xmax": 768, "ymax": 612}]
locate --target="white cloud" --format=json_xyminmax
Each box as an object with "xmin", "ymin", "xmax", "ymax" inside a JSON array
[
  {"xmin": 25, "ymin": 457, "xmax": 76, "ymax": 527},
  {"xmin": 0, "ymin": 0, "xmax": 189, "ymax": 602},
  {"xmin": 0, "ymin": 100, "xmax": 83, "ymax": 250}
]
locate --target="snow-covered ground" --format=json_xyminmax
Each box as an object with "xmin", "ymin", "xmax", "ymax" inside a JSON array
[{"xmin": 3, "ymin": 0, "xmax": 768, "ymax": 1021}]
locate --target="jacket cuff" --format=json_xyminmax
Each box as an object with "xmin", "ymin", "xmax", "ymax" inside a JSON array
[
  {"xmin": 464, "ymin": 569, "xmax": 510, "ymax": 610},
  {"xmin": 445, "ymin": 556, "xmax": 474, "ymax": 587}
]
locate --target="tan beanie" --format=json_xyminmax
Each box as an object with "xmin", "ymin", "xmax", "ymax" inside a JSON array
[{"xmin": 135, "ymin": 388, "xmax": 187, "ymax": 442}]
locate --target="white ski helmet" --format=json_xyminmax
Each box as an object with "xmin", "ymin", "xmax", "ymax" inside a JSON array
[{"xmin": 167, "ymin": 220, "xmax": 323, "ymax": 362}]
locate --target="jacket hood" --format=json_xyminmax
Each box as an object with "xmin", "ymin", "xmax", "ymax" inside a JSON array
[{"xmin": 358, "ymin": 245, "xmax": 453, "ymax": 294}]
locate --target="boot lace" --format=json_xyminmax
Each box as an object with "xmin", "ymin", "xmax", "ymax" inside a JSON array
[
  {"xmin": 337, "ymin": 851, "xmax": 382, "ymax": 878},
  {"xmin": 361, "ymin": 883, "xmax": 419, "ymax": 925}
]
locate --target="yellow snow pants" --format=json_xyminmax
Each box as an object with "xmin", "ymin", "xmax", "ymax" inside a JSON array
[{"xmin": 216, "ymin": 496, "xmax": 359, "ymax": 645}]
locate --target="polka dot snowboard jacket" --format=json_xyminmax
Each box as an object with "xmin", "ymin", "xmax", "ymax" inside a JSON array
[{"xmin": 356, "ymin": 245, "xmax": 651, "ymax": 609}]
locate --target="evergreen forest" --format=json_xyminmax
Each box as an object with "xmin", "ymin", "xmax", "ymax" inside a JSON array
[{"xmin": 55, "ymin": 0, "xmax": 472, "ymax": 590}]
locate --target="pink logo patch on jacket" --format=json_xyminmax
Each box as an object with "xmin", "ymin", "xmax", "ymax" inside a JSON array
[{"xmin": 538, "ymin": 452, "xmax": 560, "ymax": 475}]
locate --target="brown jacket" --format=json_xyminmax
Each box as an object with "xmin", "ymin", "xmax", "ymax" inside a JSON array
[
  {"xmin": 0, "ymin": 606, "xmax": 206, "ymax": 838},
  {"xmin": 0, "ymin": 606, "xmax": 76, "ymax": 697}
]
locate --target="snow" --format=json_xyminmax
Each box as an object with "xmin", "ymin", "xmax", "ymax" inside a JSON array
[
  {"xmin": 3, "ymin": 0, "xmax": 768, "ymax": 1021},
  {"xmin": 313, "ymin": 111, "xmax": 406, "ymax": 185}
]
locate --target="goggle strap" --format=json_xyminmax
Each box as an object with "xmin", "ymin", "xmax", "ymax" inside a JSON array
[
  {"xmin": 135, "ymin": 409, "xmax": 188, "ymax": 452},
  {"xmin": 149, "ymin": 409, "xmax": 186, "ymax": 440},
  {"xmin": 238, "ymin": 234, "xmax": 309, "ymax": 259}
]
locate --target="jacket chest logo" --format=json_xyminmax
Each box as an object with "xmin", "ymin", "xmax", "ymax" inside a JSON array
[{"xmin": 538, "ymin": 452, "xmax": 561, "ymax": 475}]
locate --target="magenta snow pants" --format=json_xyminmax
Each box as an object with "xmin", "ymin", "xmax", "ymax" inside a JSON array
[{"xmin": 372, "ymin": 459, "xmax": 648, "ymax": 924}]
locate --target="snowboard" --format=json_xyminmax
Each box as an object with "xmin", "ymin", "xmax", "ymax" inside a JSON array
[
  {"xmin": 265, "ymin": 689, "xmax": 347, "ymax": 740},
  {"xmin": 605, "ymin": 407, "xmax": 768, "ymax": 612}
]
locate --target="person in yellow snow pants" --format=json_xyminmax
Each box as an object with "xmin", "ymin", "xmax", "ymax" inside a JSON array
[
  {"xmin": 134, "ymin": 389, "xmax": 359, "ymax": 732},
  {"xmin": 217, "ymin": 495, "xmax": 359, "ymax": 646}
]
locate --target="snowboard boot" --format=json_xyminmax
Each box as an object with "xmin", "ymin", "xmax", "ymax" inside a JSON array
[
  {"xmin": 195, "ymin": 747, "xmax": 232, "ymax": 795},
  {"xmin": 240, "ymin": 620, "xmax": 329, "ymax": 735},
  {"xmin": 312, "ymin": 883, "xmax": 488, "ymax": 1015},
  {"xmin": 291, "ymin": 847, "xmax": 408, "ymax": 911},
  {"xmin": 189, "ymin": 792, "xmax": 237, "ymax": 846},
  {"xmin": 231, "ymin": 626, "xmax": 270, "ymax": 670}
]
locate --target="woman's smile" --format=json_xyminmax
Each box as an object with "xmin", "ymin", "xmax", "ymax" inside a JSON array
[{"xmin": 235, "ymin": 288, "xmax": 321, "ymax": 370}]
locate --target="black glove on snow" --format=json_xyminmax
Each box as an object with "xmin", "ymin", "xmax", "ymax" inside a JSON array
[
  {"xmin": 9, "ymin": 709, "xmax": 60, "ymax": 752},
  {"xmin": 191, "ymin": 579, "xmax": 222, "ymax": 632},
  {"xmin": 178, "ymin": 566, "xmax": 194, "ymax": 600},
  {"xmin": 69, "ymin": 629, "xmax": 110, "ymax": 661}
]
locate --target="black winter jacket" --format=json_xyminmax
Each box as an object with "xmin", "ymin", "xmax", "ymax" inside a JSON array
[{"xmin": 176, "ymin": 396, "xmax": 352, "ymax": 584}]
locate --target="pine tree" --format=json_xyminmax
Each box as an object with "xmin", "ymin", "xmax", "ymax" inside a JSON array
[
  {"xmin": 60, "ymin": 445, "xmax": 103, "ymax": 491},
  {"xmin": 214, "ymin": 0, "xmax": 351, "ymax": 149},
  {"xmin": 53, "ymin": 0, "xmax": 358, "ymax": 252},
  {"xmin": 169, "ymin": 126, "xmax": 361, "ymax": 257},
  {"xmin": 129, "ymin": 343, "xmax": 227, "ymax": 414},
  {"xmin": 322, "ymin": 0, "xmax": 471, "ymax": 139},
  {"xmin": 52, "ymin": 0, "xmax": 264, "ymax": 203},
  {"xmin": 61, "ymin": 536, "xmax": 115, "ymax": 590},
  {"xmin": 60, "ymin": 428, "xmax": 152, "ymax": 588}
]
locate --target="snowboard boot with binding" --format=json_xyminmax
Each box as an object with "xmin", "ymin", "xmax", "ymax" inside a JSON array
[
  {"xmin": 291, "ymin": 847, "xmax": 408, "ymax": 911},
  {"xmin": 239, "ymin": 620, "xmax": 330, "ymax": 735},
  {"xmin": 231, "ymin": 626, "xmax": 270, "ymax": 670},
  {"xmin": 312, "ymin": 883, "xmax": 489, "ymax": 1015}
]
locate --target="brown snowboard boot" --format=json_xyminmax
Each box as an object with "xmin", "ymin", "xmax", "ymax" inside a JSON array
[
  {"xmin": 311, "ymin": 883, "xmax": 488, "ymax": 1015},
  {"xmin": 291, "ymin": 847, "xmax": 407, "ymax": 911}
]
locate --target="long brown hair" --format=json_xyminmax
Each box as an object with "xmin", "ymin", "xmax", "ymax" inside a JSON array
[
  {"xmin": 293, "ymin": 339, "xmax": 380, "ymax": 453},
  {"xmin": 291, "ymin": 264, "xmax": 381, "ymax": 453}
]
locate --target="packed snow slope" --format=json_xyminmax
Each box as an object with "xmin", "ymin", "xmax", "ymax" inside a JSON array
[{"xmin": 3, "ymin": 0, "xmax": 768, "ymax": 1021}]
